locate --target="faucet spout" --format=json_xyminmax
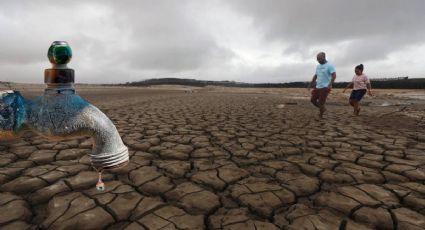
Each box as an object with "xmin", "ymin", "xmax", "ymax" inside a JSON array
[
  {"xmin": 35, "ymin": 93, "xmax": 129, "ymax": 169},
  {"xmin": 71, "ymin": 102, "xmax": 129, "ymax": 169}
]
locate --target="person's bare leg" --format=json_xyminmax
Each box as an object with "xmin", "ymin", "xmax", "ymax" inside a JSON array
[
  {"xmin": 354, "ymin": 101, "xmax": 360, "ymax": 115},
  {"xmin": 317, "ymin": 89, "xmax": 328, "ymax": 118},
  {"xmin": 319, "ymin": 103, "xmax": 326, "ymax": 118}
]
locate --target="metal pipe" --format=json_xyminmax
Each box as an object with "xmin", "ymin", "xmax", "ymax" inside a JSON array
[{"xmin": 0, "ymin": 41, "xmax": 128, "ymax": 170}]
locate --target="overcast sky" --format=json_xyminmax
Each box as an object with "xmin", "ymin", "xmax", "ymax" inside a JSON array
[{"xmin": 1, "ymin": 0, "xmax": 424, "ymax": 84}]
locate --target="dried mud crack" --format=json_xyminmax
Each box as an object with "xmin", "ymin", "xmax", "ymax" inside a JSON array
[{"xmin": 1, "ymin": 87, "xmax": 425, "ymax": 230}]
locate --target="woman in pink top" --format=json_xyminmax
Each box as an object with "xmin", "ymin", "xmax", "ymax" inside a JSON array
[{"xmin": 343, "ymin": 64, "xmax": 373, "ymax": 115}]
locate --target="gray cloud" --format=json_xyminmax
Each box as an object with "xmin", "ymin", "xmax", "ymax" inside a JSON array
[
  {"xmin": 228, "ymin": 0, "xmax": 425, "ymax": 62},
  {"xmin": 105, "ymin": 1, "xmax": 236, "ymax": 71},
  {"xmin": 229, "ymin": 0, "xmax": 425, "ymax": 43},
  {"xmin": 0, "ymin": 0, "xmax": 424, "ymax": 84}
]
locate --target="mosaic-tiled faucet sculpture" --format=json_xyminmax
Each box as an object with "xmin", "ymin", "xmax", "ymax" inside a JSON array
[{"xmin": 0, "ymin": 41, "xmax": 129, "ymax": 170}]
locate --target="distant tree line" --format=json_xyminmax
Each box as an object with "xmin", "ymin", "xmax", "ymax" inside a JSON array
[
  {"xmin": 117, "ymin": 77, "xmax": 425, "ymax": 89},
  {"xmin": 368, "ymin": 77, "xmax": 425, "ymax": 89},
  {"xmin": 371, "ymin": 76, "xmax": 409, "ymax": 81}
]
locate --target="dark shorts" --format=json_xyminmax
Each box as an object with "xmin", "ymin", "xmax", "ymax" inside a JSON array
[
  {"xmin": 350, "ymin": 89, "xmax": 367, "ymax": 101},
  {"xmin": 311, "ymin": 87, "xmax": 330, "ymax": 105}
]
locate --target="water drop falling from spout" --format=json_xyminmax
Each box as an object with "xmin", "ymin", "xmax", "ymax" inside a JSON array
[{"xmin": 95, "ymin": 168, "xmax": 105, "ymax": 191}]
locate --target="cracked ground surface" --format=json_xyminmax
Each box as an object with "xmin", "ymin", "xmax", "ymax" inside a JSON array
[{"xmin": 0, "ymin": 86, "xmax": 425, "ymax": 230}]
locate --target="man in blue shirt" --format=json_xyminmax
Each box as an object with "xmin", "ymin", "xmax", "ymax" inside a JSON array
[{"xmin": 308, "ymin": 52, "xmax": 336, "ymax": 118}]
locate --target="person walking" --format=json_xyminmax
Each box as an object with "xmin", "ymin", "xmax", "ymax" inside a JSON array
[
  {"xmin": 308, "ymin": 52, "xmax": 336, "ymax": 118},
  {"xmin": 343, "ymin": 64, "xmax": 373, "ymax": 115}
]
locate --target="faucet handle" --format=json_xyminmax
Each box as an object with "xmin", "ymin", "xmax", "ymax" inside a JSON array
[
  {"xmin": 48, "ymin": 41, "xmax": 72, "ymax": 66},
  {"xmin": 45, "ymin": 41, "xmax": 75, "ymax": 84}
]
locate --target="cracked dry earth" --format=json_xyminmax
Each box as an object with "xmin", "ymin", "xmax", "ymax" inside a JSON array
[{"xmin": 1, "ymin": 87, "xmax": 425, "ymax": 230}]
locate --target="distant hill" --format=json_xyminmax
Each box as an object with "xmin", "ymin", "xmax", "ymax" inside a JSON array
[
  {"xmin": 118, "ymin": 78, "xmax": 313, "ymax": 88},
  {"xmin": 116, "ymin": 77, "xmax": 425, "ymax": 89}
]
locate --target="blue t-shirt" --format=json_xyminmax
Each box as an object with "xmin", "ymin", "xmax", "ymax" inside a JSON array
[{"xmin": 315, "ymin": 62, "xmax": 336, "ymax": 89}]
